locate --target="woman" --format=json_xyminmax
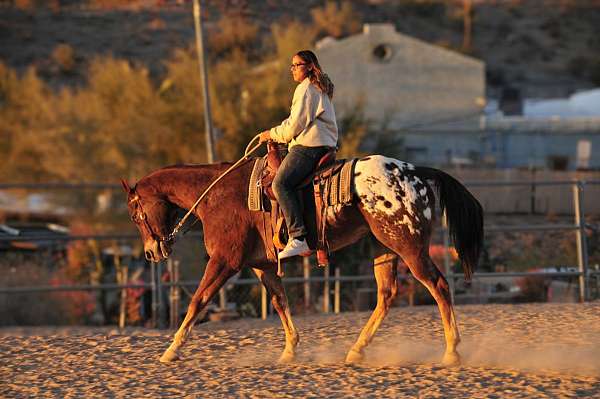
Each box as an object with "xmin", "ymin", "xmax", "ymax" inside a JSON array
[{"xmin": 259, "ymin": 50, "xmax": 338, "ymax": 260}]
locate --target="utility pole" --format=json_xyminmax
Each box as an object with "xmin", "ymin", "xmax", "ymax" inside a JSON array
[
  {"xmin": 193, "ymin": 0, "xmax": 216, "ymax": 163},
  {"xmin": 193, "ymin": 0, "xmax": 226, "ymax": 310},
  {"xmin": 462, "ymin": 0, "xmax": 473, "ymax": 52}
]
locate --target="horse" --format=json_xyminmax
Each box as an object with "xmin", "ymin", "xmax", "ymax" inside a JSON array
[{"xmin": 121, "ymin": 154, "xmax": 483, "ymax": 366}]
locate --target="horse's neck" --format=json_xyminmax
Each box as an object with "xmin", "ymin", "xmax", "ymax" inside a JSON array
[{"xmin": 142, "ymin": 164, "xmax": 227, "ymax": 211}]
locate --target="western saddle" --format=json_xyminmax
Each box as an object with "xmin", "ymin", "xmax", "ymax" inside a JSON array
[{"xmin": 261, "ymin": 141, "xmax": 338, "ymax": 268}]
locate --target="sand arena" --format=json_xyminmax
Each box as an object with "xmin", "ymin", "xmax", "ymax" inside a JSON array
[{"xmin": 2, "ymin": 302, "xmax": 599, "ymax": 397}]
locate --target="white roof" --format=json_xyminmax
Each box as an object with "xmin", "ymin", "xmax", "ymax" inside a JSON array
[{"xmin": 524, "ymin": 89, "xmax": 600, "ymax": 118}]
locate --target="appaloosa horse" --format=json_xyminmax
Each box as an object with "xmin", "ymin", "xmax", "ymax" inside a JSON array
[{"xmin": 121, "ymin": 154, "xmax": 483, "ymax": 366}]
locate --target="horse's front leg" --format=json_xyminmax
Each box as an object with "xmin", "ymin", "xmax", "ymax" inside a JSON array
[
  {"xmin": 160, "ymin": 257, "xmax": 237, "ymax": 363},
  {"xmin": 253, "ymin": 266, "xmax": 299, "ymax": 363}
]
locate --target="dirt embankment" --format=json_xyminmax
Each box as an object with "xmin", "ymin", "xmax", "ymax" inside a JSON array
[{"xmin": 1, "ymin": 1, "xmax": 598, "ymax": 97}]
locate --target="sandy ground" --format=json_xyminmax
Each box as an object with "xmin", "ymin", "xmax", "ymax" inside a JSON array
[{"xmin": 1, "ymin": 303, "xmax": 599, "ymax": 398}]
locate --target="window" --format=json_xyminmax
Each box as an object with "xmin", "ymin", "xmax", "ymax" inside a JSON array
[{"xmin": 372, "ymin": 44, "xmax": 393, "ymax": 62}]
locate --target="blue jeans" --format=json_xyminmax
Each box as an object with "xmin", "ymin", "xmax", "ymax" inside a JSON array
[{"xmin": 272, "ymin": 145, "xmax": 330, "ymax": 240}]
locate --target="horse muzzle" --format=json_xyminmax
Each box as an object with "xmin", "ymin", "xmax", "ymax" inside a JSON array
[{"xmin": 144, "ymin": 239, "xmax": 172, "ymax": 262}]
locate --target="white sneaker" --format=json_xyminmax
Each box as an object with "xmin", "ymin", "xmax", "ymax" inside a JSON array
[{"xmin": 278, "ymin": 238, "xmax": 310, "ymax": 260}]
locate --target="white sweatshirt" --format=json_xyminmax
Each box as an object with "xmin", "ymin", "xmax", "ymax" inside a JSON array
[{"xmin": 270, "ymin": 78, "xmax": 338, "ymax": 149}]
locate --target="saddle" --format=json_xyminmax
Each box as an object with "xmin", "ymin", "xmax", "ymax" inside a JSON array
[
  {"xmin": 249, "ymin": 142, "xmax": 350, "ymax": 268},
  {"xmin": 260, "ymin": 142, "xmax": 337, "ymax": 201}
]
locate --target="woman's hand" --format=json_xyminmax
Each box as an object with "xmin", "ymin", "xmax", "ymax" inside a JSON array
[{"xmin": 258, "ymin": 130, "xmax": 271, "ymax": 143}]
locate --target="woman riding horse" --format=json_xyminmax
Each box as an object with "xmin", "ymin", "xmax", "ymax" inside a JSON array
[{"xmin": 259, "ymin": 50, "xmax": 338, "ymax": 260}]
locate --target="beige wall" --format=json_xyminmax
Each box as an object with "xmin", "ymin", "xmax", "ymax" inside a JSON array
[
  {"xmin": 449, "ymin": 169, "xmax": 600, "ymax": 214},
  {"xmin": 316, "ymin": 24, "xmax": 485, "ymax": 129}
]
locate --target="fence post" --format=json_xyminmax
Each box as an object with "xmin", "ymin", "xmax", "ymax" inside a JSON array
[
  {"xmin": 168, "ymin": 259, "xmax": 180, "ymax": 330},
  {"xmin": 573, "ymin": 181, "xmax": 589, "ymax": 302},
  {"xmin": 334, "ymin": 266, "xmax": 340, "ymax": 314},
  {"xmin": 112, "ymin": 244, "xmax": 127, "ymax": 330},
  {"xmin": 323, "ymin": 263, "xmax": 330, "ymax": 313},
  {"xmin": 261, "ymin": 284, "xmax": 268, "ymax": 320},
  {"xmin": 530, "ymin": 180, "xmax": 536, "ymax": 214},
  {"xmin": 119, "ymin": 264, "xmax": 128, "ymax": 329},
  {"xmin": 150, "ymin": 262, "xmax": 157, "ymax": 328},
  {"xmin": 157, "ymin": 261, "xmax": 165, "ymax": 328},
  {"xmin": 219, "ymin": 287, "xmax": 227, "ymax": 311},
  {"xmin": 303, "ymin": 257, "xmax": 311, "ymax": 310}
]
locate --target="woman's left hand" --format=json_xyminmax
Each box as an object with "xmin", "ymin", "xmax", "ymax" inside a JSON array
[{"xmin": 258, "ymin": 130, "xmax": 271, "ymax": 143}]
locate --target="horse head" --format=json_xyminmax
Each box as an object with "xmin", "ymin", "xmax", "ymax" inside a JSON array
[{"xmin": 121, "ymin": 179, "xmax": 177, "ymax": 262}]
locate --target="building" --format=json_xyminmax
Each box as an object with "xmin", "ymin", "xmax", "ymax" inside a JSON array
[
  {"xmin": 316, "ymin": 24, "xmax": 600, "ymax": 169},
  {"xmin": 483, "ymin": 89, "xmax": 600, "ymax": 169},
  {"xmin": 316, "ymin": 23, "xmax": 486, "ymax": 164}
]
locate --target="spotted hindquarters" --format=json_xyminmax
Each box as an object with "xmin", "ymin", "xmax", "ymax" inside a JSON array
[{"xmin": 353, "ymin": 155, "xmax": 434, "ymax": 238}]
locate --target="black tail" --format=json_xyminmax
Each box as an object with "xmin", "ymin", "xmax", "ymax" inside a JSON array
[{"xmin": 415, "ymin": 167, "xmax": 483, "ymax": 281}]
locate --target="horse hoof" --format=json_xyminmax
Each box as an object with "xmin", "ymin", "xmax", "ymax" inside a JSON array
[
  {"xmin": 345, "ymin": 349, "xmax": 364, "ymax": 364},
  {"xmin": 441, "ymin": 351, "xmax": 461, "ymax": 367},
  {"xmin": 278, "ymin": 351, "xmax": 295, "ymax": 364},
  {"xmin": 159, "ymin": 348, "xmax": 180, "ymax": 363}
]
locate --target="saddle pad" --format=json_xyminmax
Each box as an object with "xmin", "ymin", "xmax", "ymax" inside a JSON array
[
  {"xmin": 323, "ymin": 159, "xmax": 356, "ymax": 207},
  {"xmin": 248, "ymin": 157, "xmax": 266, "ymax": 211},
  {"xmin": 247, "ymin": 157, "xmax": 356, "ymax": 211}
]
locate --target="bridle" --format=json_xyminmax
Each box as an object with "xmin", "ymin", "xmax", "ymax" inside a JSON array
[{"xmin": 128, "ymin": 194, "xmax": 175, "ymax": 244}]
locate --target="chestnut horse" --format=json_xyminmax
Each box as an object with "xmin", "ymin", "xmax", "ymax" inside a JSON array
[{"xmin": 121, "ymin": 154, "xmax": 483, "ymax": 366}]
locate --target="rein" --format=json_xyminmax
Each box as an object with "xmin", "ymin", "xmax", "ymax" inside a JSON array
[{"xmin": 163, "ymin": 134, "xmax": 264, "ymax": 243}]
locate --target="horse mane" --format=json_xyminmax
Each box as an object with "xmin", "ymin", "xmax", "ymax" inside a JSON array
[
  {"xmin": 135, "ymin": 161, "xmax": 249, "ymax": 198},
  {"xmin": 140, "ymin": 162, "xmax": 233, "ymax": 182},
  {"xmin": 157, "ymin": 162, "xmax": 234, "ymax": 172}
]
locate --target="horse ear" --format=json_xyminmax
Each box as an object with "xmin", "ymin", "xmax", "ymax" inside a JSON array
[{"xmin": 120, "ymin": 179, "xmax": 132, "ymax": 194}]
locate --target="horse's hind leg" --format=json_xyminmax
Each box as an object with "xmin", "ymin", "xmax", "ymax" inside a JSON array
[
  {"xmin": 160, "ymin": 257, "xmax": 237, "ymax": 363},
  {"xmin": 345, "ymin": 254, "xmax": 398, "ymax": 364},
  {"xmin": 404, "ymin": 251, "xmax": 461, "ymax": 366},
  {"xmin": 253, "ymin": 266, "xmax": 299, "ymax": 363}
]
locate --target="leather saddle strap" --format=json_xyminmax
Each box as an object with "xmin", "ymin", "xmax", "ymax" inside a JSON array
[
  {"xmin": 261, "ymin": 210, "xmax": 276, "ymax": 260},
  {"xmin": 314, "ymin": 179, "xmax": 328, "ymax": 251}
]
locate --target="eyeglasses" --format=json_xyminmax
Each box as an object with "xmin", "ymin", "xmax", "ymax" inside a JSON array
[{"xmin": 290, "ymin": 63, "xmax": 308, "ymax": 70}]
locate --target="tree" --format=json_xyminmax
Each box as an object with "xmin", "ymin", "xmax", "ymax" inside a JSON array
[
  {"xmin": 209, "ymin": 14, "xmax": 260, "ymax": 60},
  {"xmin": 337, "ymin": 101, "xmax": 405, "ymax": 160},
  {"xmin": 0, "ymin": 64, "xmax": 57, "ymax": 182},
  {"xmin": 271, "ymin": 20, "xmax": 317, "ymax": 64},
  {"xmin": 310, "ymin": 1, "xmax": 362, "ymax": 39}
]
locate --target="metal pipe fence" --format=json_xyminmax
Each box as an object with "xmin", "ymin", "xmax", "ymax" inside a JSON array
[
  {"xmin": 1, "ymin": 179, "xmax": 599, "ymax": 328},
  {"xmin": 2, "ymin": 268, "xmax": 599, "ymax": 327},
  {"xmin": 442, "ymin": 179, "xmax": 599, "ymax": 302}
]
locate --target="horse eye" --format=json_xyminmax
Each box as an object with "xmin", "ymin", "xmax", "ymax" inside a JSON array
[
  {"xmin": 139, "ymin": 212, "xmax": 146, "ymax": 220},
  {"xmin": 131, "ymin": 214, "xmax": 137, "ymax": 222}
]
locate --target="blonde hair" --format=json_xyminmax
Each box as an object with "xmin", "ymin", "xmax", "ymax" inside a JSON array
[{"xmin": 296, "ymin": 50, "xmax": 334, "ymax": 99}]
